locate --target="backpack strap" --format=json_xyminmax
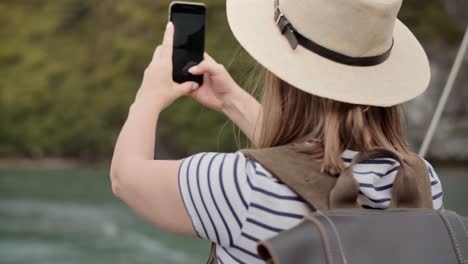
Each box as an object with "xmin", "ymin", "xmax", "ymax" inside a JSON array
[
  {"xmin": 330, "ymin": 148, "xmax": 433, "ymax": 209},
  {"xmin": 207, "ymin": 145, "xmax": 333, "ymax": 264},
  {"xmin": 242, "ymin": 145, "xmax": 434, "ymax": 211},
  {"xmin": 206, "ymin": 243, "xmax": 217, "ymax": 264},
  {"xmin": 241, "ymin": 145, "xmax": 337, "ymax": 211},
  {"xmin": 391, "ymin": 151, "xmax": 434, "ymax": 208}
]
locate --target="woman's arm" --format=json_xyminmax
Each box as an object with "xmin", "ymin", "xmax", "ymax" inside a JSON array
[
  {"xmin": 110, "ymin": 23, "xmax": 198, "ymax": 236},
  {"xmin": 188, "ymin": 55, "xmax": 262, "ymax": 145},
  {"xmin": 111, "ymin": 23, "xmax": 262, "ymax": 237},
  {"xmin": 223, "ymin": 85, "xmax": 262, "ymax": 146}
]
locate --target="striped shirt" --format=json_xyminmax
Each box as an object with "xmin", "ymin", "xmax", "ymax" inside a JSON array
[{"xmin": 178, "ymin": 150, "xmax": 444, "ymax": 264}]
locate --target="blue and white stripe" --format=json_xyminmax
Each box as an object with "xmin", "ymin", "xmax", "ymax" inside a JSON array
[{"xmin": 178, "ymin": 150, "xmax": 444, "ymax": 264}]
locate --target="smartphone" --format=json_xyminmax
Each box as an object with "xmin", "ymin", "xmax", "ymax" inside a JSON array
[{"xmin": 169, "ymin": 2, "xmax": 206, "ymax": 86}]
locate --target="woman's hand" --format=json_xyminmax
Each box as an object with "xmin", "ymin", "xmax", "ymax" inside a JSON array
[
  {"xmin": 135, "ymin": 22, "xmax": 199, "ymax": 111},
  {"xmin": 190, "ymin": 54, "xmax": 262, "ymax": 144},
  {"xmin": 188, "ymin": 54, "xmax": 242, "ymax": 112}
]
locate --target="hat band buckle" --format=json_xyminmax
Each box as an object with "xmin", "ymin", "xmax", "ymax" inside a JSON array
[{"xmin": 273, "ymin": 0, "xmax": 394, "ymax": 67}]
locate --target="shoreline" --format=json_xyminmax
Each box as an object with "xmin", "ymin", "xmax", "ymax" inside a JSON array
[
  {"xmin": 0, "ymin": 158, "xmax": 466, "ymax": 176},
  {"xmin": 0, "ymin": 158, "xmax": 109, "ymax": 170}
]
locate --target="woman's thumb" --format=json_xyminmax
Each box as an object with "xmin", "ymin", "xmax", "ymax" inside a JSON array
[
  {"xmin": 176, "ymin": 82, "xmax": 199, "ymax": 95},
  {"xmin": 188, "ymin": 60, "xmax": 224, "ymax": 76}
]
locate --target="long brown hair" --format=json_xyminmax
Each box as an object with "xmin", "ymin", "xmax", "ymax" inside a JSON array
[{"xmin": 253, "ymin": 70, "xmax": 409, "ymax": 175}]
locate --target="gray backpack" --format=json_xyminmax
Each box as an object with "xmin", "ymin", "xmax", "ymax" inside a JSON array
[{"xmin": 207, "ymin": 145, "xmax": 468, "ymax": 263}]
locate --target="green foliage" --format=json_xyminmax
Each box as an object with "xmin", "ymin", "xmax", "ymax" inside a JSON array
[
  {"xmin": 0, "ymin": 0, "xmax": 463, "ymax": 158},
  {"xmin": 399, "ymin": 0, "xmax": 464, "ymax": 44}
]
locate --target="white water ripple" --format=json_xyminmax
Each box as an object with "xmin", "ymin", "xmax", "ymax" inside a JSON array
[{"xmin": 0, "ymin": 199, "xmax": 202, "ymax": 264}]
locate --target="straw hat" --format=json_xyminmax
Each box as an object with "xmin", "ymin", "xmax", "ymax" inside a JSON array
[{"xmin": 226, "ymin": 0, "xmax": 431, "ymax": 107}]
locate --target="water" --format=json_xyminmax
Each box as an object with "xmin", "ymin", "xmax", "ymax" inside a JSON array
[
  {"xmin": 0, "ymin": 166, "xmax": 467, "ymax": 264},
  {"xmin": 0, "ymin": 169, "xmax": 209, "ymax": 264}
]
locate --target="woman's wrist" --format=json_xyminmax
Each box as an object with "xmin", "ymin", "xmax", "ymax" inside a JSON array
[
  {"xmin": 222, "ymin": 87, "xmax": 262, "ymax": 143},
  {"xmin": 131, "ymin": 97, "xmax": 164, "ymax": 117},
  {"xmin": 222, "ymin": 86, "xmax": 246, "ymax": 116}
]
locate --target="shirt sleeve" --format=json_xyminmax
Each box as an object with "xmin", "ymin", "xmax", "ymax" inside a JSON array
[
  {"xmin": 178, "ymin": 152, "xmax": 252, "ymax": 247},
  {"xmin": 424, "ymin": 160, "xmax": 444, "ymax": 210}
]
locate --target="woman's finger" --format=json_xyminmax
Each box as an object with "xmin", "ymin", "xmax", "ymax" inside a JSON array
[
  {"xmin": 203, "ymin": 73, "xmax": 211, "ymax": 85},
  {"xmin": 204, "ymin": 52, "xmax": 217, "ymax": 63},
  {"xmin": 161, "ymin": 22, "xmax": 175, "ymax": 61},
  {"xmin": 151, "ymin": 45, "xmax": 163, "ymax": 64},
  {"xmin": 175, "ymin": 81, "xmax": 199, "ymax": 96},
  {"xmin": 188, "ymin": 60, "xmax": 224, "ymax": 76}
]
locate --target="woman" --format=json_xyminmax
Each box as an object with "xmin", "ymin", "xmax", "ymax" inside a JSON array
[{"xmin": 110, "ymin": 0, "xmax": 444, "ymax": 263}]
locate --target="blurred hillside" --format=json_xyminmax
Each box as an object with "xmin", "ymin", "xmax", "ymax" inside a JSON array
[{"xmin": 0, "ymin": 0, "xmax": 466, "ymax": 160}]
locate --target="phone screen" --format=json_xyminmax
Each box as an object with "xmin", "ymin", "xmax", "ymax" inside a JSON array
[{"xmin": 170, "ymin": 3, "xmax": 206, "ymax": 85}]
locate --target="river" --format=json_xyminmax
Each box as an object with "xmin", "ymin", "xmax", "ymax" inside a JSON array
[{"xmin": 0, "ymin": 165, "xmax": 467, "ymax": 264}]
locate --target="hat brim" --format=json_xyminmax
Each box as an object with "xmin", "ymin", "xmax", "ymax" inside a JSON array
[{"xmin": 226, "ymin": 0, "xmax": 431, "ymax": 107}]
